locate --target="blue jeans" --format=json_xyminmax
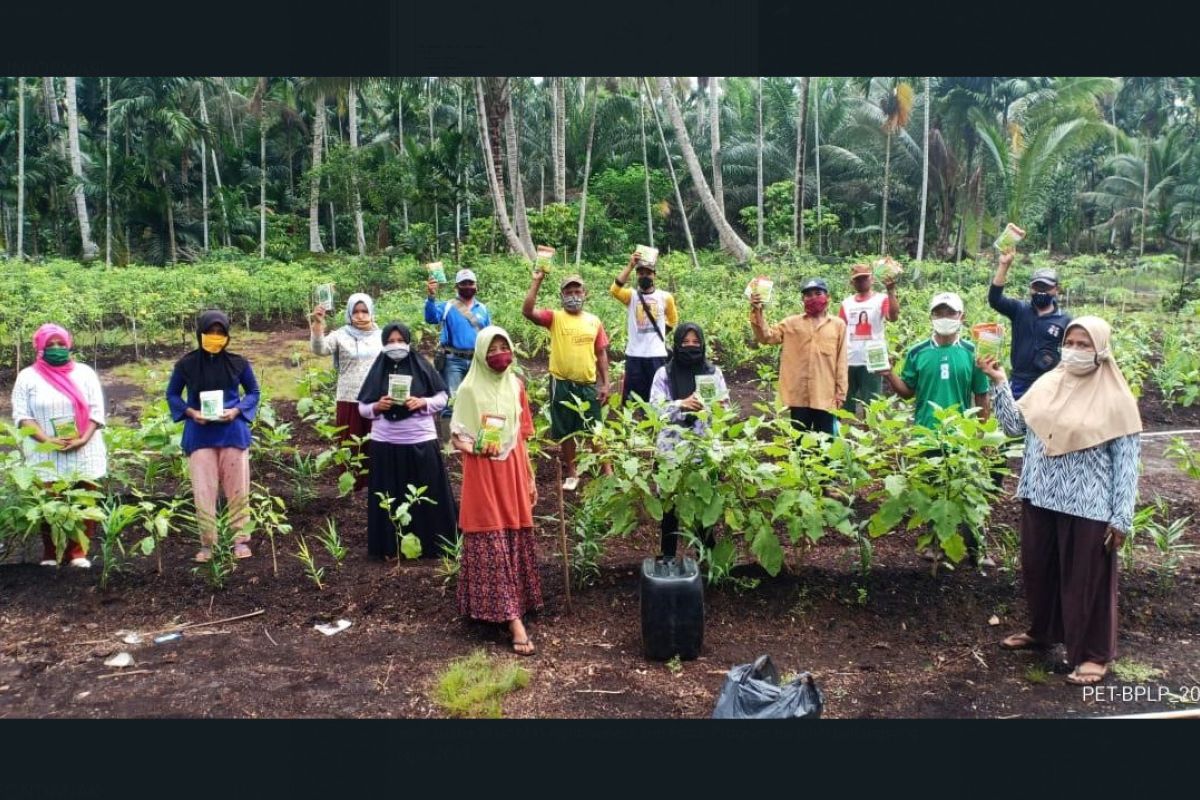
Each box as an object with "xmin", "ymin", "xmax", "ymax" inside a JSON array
[{"xmin": 441, "ymin": 354, "xmax": 472, "ymax": 417}]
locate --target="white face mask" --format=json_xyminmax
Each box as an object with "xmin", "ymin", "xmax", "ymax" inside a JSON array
[
  {"xmin": 1060, "ymin": 348, "xmax": 1098, "ymax": 375},
  {"xmin": 931, "ymin": 318, "xmax": 962, "ymax": 337},
  {"xmin": 383, "ymin": 343, "xmax": 410, "ymax": 361}
]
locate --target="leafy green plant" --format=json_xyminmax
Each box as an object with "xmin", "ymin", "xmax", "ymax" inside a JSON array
[
  {"xmin": 97, "ymin": 499, "xmax": 141, "ymax": 588},
  {"xmin": 191, "ymin": 510, "xmax": 240, "ymax": 590},
  {"xmin": 244, "ymin": 487, "xmax": 294, "ymax": 577},
  {"xmin": 316, "ymin": 517, "xmax": 348, "ymax": 568},
  {"xmin": 432, "ymin": 650, "xmax": 530, "ymax": 719},
  {"xmin": 293, "ymin": 535, "xmax": 326, "ymax": 591},
  {"xmin": 1165, "ymin": 437, "xmax": 1200, "ymax": 480},
  {"xmin": 435, "ymin": 534, "xmax": 463, "ymax": 588},
  {"xmin": 376, "ymin": 484, "xmax": 435, "ymax": 564}
]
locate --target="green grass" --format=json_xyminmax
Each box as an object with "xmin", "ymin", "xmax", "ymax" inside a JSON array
[
  {"xmin": 1024, "ymin": 664, "xmax": 1050, "ymax": 685},
  {"xmin": 1111, "ymin": 658, "xmax": 1163, "ymax": 683},
  {"xmin": 432, "ymin": 649, "xmax": 530, "ymax": 718}
]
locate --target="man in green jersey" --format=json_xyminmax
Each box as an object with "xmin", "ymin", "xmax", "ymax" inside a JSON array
[{"xmin": 883, "ymin": 291, "xmax": 995, "ymax": 568}]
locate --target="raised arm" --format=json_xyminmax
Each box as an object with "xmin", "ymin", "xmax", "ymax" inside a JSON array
[
  {"xmin": 748, "ymin": 296, "xmax": 784, "ymax": 345},
  {"xmin": 522, "ymin": 270, "xmax": 546, "ymax": 322},
  {"xmin": 988, "ymin": 252, "xmax": 1022, "ymax": 318}
]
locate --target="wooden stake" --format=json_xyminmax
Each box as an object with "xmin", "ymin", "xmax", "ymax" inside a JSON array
[{"xmin": 556, "ymin": 456, "xmax": 572, "ymax": 612}]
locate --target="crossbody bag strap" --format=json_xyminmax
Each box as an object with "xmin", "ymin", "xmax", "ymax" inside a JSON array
[
  {"xmin": 635, "ymin": 292, "xmax": 667, "ymax": 344},
  {"xmin": 451, "ymin": 299, "xmax": 485, "ymax": 332}
]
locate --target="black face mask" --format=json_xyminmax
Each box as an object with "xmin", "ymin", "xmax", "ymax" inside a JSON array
[
  {"xmin": 675, "ymin": 345, "xmax": 704, "ymax": 366},
  {"xmin": 637, "ymin": 276, "xmax": 654, "ymax": 292},
  {"xmin": 1031, "ymin": 292, "xmax": 1054, "ymax": 309}
]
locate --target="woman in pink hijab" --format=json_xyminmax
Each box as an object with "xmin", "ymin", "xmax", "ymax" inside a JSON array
[{"xmin": 10, "ymin": 323, "xmax": 108, "ymax": 568}]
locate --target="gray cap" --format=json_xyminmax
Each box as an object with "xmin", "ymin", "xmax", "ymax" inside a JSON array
[
  {"xmin": 1029, "ymin": 268, "xmax": 1059, "ymax": 288},
  {"xmin": 800, "ymin": 278, "xmax": 829, "ymax": 294}
]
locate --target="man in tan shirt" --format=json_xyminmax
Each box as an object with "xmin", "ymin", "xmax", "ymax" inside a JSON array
[{"xmin": 750, "ymin": 278, "xmax": 848, "ymax": 433}]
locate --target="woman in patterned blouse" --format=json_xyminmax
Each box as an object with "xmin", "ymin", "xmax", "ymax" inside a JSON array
[
  {"xmin": 10, "ymin": 323, "xmax": 108, "ymax": 568},
  {"xmin": 978, "ymin": 316, "xmax": 1141, "ymax": 687}
]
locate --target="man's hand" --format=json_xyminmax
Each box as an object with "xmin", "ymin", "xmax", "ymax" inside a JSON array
[
  {"xmin": 835, "ymin": 392, "xmax": 845, "ymax": 409},
  {"xmin": 749, "ymin": 292, "xmax": 765, "ymax": 313},
  {"xmin": 596, "ymin": 383, "xmax": 610, "ymax": 406},
  {"xmin": 426, "ymin": 278, "xmax": 439, "ymax": 297},
  {"xmin": 999, "ymin": 252, "xmax": 1014, "ymax": 271}
]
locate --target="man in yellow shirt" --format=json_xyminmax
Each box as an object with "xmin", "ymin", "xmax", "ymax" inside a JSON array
[
  {"xmin": 749, "ymin": 278, "xmax": 847, "ymax": 434},
  {"xmin": 523, "ymin": 270, "xmax": 611, "ymax": 491},
  {"xmin": 610, "ymin": 250, "xmax": 678, "ymax": 403}
]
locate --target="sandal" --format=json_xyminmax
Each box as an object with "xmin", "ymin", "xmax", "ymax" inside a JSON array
[
  {"xmin": 1065, "ymin": 663, "xmax": 1107, "ymax": 686},
  {"xmin": 194, "ymin": 547, "xmax": 212, "ymax": 563},
  {"xmin": 1000, "ymin": 632, "xmax": 1046, "ymax": 651},
  {"xmin": 512, "ymin": 637, "xmax": 536, "ymax": 657},
  {"xmin": 233, "ymin": 543, "xmax": 253, "ymax": 559}
]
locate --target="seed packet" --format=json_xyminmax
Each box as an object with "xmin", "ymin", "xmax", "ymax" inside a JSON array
[
  {"xmin": 50, "ymin": 415, "xmax": 79, "ymax": 440},
  {"xmin": 872, "ymin": 257, "xmax": 903, "ymax": 282},
  {"xmin": 387, "ymin": 374, "xmax": 412, "ymax": 402},
  {"xmin": 865, "ymin": 340, "xmax": 891, "ymax": 373},
  {"xmin": 313, "ymin": 283, "xmax": 335, "ymax": 311},
  {"xmin": 634, "ymin": 244, "xmax": 659, "ymax": 269},
  {"xmin": 695, "ymin": 374, "xmax": 720, "ymax": 405},
  {"xmin": 744, "ymin": 276, "xmax": 774, "ymax": 304},
  {"xmin": 477, "ymin": 413, "xmax": 506, "ymax": 451},
  {"xmin": 199, "ymin": 390, "xmax": 224, "ymax": 420},
  {"xmin": 993, "ymin": 223, "xmax": 1026, "ymax": 254},
  {"xmin": 535, "ymin": 245, "xmax": 556, "ymax": 274},
  {"xmin": 971, "ymin": 322, "xmax": 1006, "ymax": 361},
  {"xmin": 425, "ymin": 261, "xmax": 448, "ymax": 284}
]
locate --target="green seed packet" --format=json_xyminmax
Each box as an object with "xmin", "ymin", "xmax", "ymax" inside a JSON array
[
  {"xmin": 425, "ymin": 261, "xmax": 448, "ymax": 283},
  {"xmin": 388, "ymin": 374, "xmax": 412, "ymax": 402},
  {"xmin": 199, "ymin": 390, "xmax": 224, "ymax": 420},
  {"xmin": 478, "ymin": 413, "xmax": 506, "ymax": 450},
  {"xmin": 50, "ymin": 415, "xmax": 79, "ymax": 440},
  {"xmin": 865, "ymin": 340, "xmax": 891, "ymax": 373},
  {"xmin": 314, "ymin": 283, "xmax": 335, "ymax": 311},
  {"xmin": 695, "ymin": 374, "xmax": 720, "ymax": 405}
]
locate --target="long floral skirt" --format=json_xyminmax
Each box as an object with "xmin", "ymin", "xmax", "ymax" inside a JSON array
[{"xmin": 456, "ymin": 528, "xmax": 544, "ymax": 623}]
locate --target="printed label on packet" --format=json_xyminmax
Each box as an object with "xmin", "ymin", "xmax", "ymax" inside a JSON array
[
  {"xmin": 199, "ymin": 390, "xmax": 224, "ymax": 420},
  {"xmin": 388, "ymin": 374, "xmax": 412, "ymax": 402}
]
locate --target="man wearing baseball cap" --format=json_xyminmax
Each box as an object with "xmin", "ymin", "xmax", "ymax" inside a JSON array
[
  {"xmin": 425, "ymin": 267, "xmax": 492, "ymax": 417},
  {"xmin": 749, "ymin": 277, "xmax": 847, "ymax": 434},
  {"xmin": 988, "ymin": 252, "xmax": 1071, "ymax": 399},
  {"xmin": 883, "ymin": 291, "xmax": 994, "ymax": 567},
  {"xmin": 839, "ymin": 263, "xmax": 900, "ymax": 414},
  {"xmin": 523, "ymin": 266, "xmax": 611, "ymax": 491},
  {"xmin": 610, "ymin": 249, "xmax": 678, "ymax": 404}
]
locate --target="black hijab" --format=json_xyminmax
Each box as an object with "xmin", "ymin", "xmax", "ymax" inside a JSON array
[
  {"xmin": 665, "ymin": 322, "xmax": 716, "ymax": 425},
  {"xmin": 176, "ymin": 310, "xmax": 249, "ymax": 395},
  {"xmin": 357, "ymin": 322, "xmax": 448, "ymax": 421}
]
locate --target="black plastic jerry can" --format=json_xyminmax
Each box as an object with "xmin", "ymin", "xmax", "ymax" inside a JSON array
[{"xmin": 640, "ymin": 555, "xmax": 704, "ymax": 661}]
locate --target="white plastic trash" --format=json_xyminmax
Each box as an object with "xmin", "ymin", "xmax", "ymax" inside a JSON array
[
  {"xmin": 104, "ymin": 652, "xmax": 134, "ymax": 668},
  {"xmin": 314, "ymin": 619, "xmax": 352, "ymax": 636}
]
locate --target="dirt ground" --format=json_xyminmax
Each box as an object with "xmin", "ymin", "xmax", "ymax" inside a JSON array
[{"xmin": 2, "ymin": 328, "xmax": 1199, "ymax": 718}]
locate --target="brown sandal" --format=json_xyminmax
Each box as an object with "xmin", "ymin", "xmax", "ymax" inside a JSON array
[
  {"xmin": 1000, "ymin": 632, "xmax": 1046, "ymax": 651},
  {"xmin": 1065, "ymin": 664, "xmax": 1107, "ymax": 686},
  {"xmin": 512, "ymin": 638, "xmax": 536, "ymax": 656}
]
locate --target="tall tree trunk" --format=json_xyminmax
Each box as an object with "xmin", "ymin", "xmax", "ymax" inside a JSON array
[
  {"xmin": 349, "ymin": 82, "xmax": 366, "ymax": 255},
  {"xmin": 164, "ymin": 170, "xmax": 177, "ymax": 264},
  {"xmin": 556, "ymin": 77, "xmax": 566, "ymax": 203},
  {"xmin": 813, "ymin": 77, "xmax": 824, "ymax": 255},
  {"xmin": 794, "ymin": 76, "xmax": 810, "ymax": 248},
  {"xmin": 308, "ymin": 93, "xmax": 326, "ymax": 252},
  {"xmin": 474, "ymin": 78, "xmax": 531, "ymax": 261},
  {"xmin": 457, "ymin": 84, "xmax": 464, "ymax": 251},
  {"xmin": 881, "ymin": 131, "xmax": 892, "ymax": 256},
  {"xmin": 916, "ymin": 77, "xmax": 931, "ymax": 261},
  {"xmin": 639, "ymin": 86, "xmax": 654, "ymax": 246},
  {"xmin": 221, "ymin": 78, "xmax": 240, "ymax": 149},
  {"xmin": 574, "ymin": 80, "xmax": 598, "ymax": 266},
  {"xmin": 43, "ymin": 77, "xmax": 64, "ymax": 253},
  {"xmin": 198, "ymin": 88, "xmax": 231, "ymax": 247},
  {"xmin": 65, "ymin": 77, "xmax": 99, "ymax": 259},
  {"xmin": 396, "ymin": 91, "xmax": 409, "ymax": 234},
  {"xmin": 646, "ymin": 79, "xmax": 698, "ymax": 270},
  {"xmin": 17, "ymin": 76, "xmax": 25, "ymax": 260},
  {"xmin": 709, "ymin": 77, "xmax": 725, "ymax": 216},
  {"xmin": 1139, "ymin": 138, "xmax": 1149, "ymax": 257},
  {"xmin": 756, "ymin": 76, "xmax": 764, "ymax": 248},
  {"xmin": 259, "ymin": 110, "xmax": 267, "ymax": 258},
  {"xmin": 655, "ymin": 77, "xmax": 751, "ymax": 262},
  {"xmin": 200, "ymin": 107, "xmax": 209, "ymax": 252},
  {"xmin": 505, "ymin": 88, "xmax": 535, "ymax": 258},
  {"xmin": 548, "ymin": 77, "xmax": 561, "ymax": 204}
]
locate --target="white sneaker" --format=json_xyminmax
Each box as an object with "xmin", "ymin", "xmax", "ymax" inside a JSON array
[{"xmin": 68, "ymin": 558, "xmax": 92, "ymax": 569}]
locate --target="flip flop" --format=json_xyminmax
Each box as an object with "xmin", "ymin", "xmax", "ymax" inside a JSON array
[
  {"xmin": 512, "ymin": 638, "xmax": 536, "ymax": 656},
  {"xmin": 1000, "ymin": 632, "xmax": 1047, "ymax": 651},
  {"xmin": 1065, "ymin": 665, "xmax": 1107, "ymax": 686}
]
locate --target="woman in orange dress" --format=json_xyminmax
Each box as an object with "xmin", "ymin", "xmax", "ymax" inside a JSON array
[{"xmin": 449, "ymin": 326, "xmax": 543, "ymax": 655}]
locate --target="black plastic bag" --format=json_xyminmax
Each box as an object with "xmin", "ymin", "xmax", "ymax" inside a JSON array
[{"xmin": 711, "ymin": 655, "xmax": 824, "ymax": 719}]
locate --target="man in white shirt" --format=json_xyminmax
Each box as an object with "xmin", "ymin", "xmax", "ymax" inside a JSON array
[
  {"xmin": 838, "ymin": 262, "xmax": 899, "ymax": 414},
  {"xmin": 610, "ymin": 250, "xmax": 679, "ymax": 404}
]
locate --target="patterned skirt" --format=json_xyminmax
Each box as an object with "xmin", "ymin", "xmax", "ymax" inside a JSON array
[{"xmin": 456, "ymin": 529, "xmax": 544, "ymax": 623}]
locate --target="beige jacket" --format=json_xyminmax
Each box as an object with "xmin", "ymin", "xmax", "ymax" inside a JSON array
[{"xmin": 750, "ymin": 311, "xmax": 848, "ymax": 410}]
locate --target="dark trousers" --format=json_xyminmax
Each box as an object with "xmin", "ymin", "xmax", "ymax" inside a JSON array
[
  {"xmin": 622, "ymin": 355, "xmax": 668, "ymax": 404},
  {"xmin": 1020, "ymin": 501, "xmax": 1117, "ymax": 666},
  {"xmin": 789, "ymin": 407, "xmax": 836, "ymax": 435},
  {"xmin": 660, "ymin": 509, "xmax": 714, "ymax": 558}
]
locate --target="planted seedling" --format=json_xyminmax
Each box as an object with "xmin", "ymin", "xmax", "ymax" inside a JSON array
[
  {"xmin": 294, "ymin": 536, "xmax": 326, "ymax": 591},
  {"xmin": 376, "ymin": 484, "xmax": 435, "ymax": 569},
  {"xmin": 316, "ymin": 517, "xmax": 348, "ymax": 568}
]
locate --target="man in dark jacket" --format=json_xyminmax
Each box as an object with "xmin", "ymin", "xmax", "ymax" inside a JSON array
[{"xmin": 987, "ymin": 252, "xmax": 1071, "ymax": 399}]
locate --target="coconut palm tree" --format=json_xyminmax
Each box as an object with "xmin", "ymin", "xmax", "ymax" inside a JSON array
[
  {"xmin": 473, "ymin": 77, "xmax": 529, "ymax": 261},
  {"xmin": 879, "ymin": 81, "xmax": 914, "ymax": 255},
  {"xmin": 64, "ymin": 77, "xmax": 99, "ymax": 260}
]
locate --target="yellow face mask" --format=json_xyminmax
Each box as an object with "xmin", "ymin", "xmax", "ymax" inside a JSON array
[{"xmin": 201, "ymin": 333, "xmax": 229, "ymax": 354}]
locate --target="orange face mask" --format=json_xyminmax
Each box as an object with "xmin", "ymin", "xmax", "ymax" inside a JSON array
[{"xmin": 201, "ymin": 333, "xmax": 228, "ymax": 354}]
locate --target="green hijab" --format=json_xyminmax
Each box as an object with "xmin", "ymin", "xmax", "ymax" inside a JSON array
[{"xmin": 449, "ymin": 325, "xmax": 523, "ymax": 460}]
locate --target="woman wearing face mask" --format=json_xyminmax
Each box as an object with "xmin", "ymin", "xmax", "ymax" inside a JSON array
[
  {"xmin": 11, "ymin": 324, "xmax": 108, "ymax": 568},
  {"xmin": 166, "ymin": 311, "xmax": 261, "ymax": 563},
  {"xmin": 450, "ymin": 327, "xmax": 542, "ymax": 656},
  {"xmin": 979, "ymin": 317, "xmax": 1141, "ymax": 687},
  {"xmin": 310, "ymin": 292, "xmax": 381, "ymax": 491},
  {"xmin": 358, "ymin": 323, "xmax": 456, "ymax": 560},
  {"xmin": 649, "ymin": 323, "xmax": 728, "ymax": 559}
]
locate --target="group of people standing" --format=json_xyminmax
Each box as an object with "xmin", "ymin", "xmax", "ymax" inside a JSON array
[{"xmin": 8, "ymin": 248, "xmax": 1144, "ymax": 683}]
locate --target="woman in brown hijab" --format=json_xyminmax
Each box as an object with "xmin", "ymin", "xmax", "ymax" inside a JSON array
[{"xmin": 978, "ymin": 316, "xmax": 1142, "ymax": 686}]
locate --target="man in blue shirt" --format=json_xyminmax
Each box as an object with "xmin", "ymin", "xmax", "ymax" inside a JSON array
[
  {"xmin": 988, "ymin": 252, "xmax": 1071, "ymax": 399},
  {"xmin": 425, "ymin": 268, "xmax": 492, "ymax": 417}
]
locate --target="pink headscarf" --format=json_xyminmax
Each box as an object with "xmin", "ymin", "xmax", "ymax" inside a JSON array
[{"xmin": 32, "ymin": 323, "xmax": 91, "ymax": 437}]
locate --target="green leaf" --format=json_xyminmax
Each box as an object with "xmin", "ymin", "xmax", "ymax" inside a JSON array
[
  {"xmin": 400, "ymin": 533, "xmax": 423, "ymax": 560},
  {"xmin": 750, "ymin": 528, "xmax": 784, "ymax": 576},
  {"xmin": 337, "ymin": 472, "xmax": 356, "ymax": 497},
  {"xmin": 644, "ymin": 495, "xmax": 663, "ymax": 522},
  {"xmin": 700, "ymin": 493, "xmax": 724, "ymax": 528},
  {"xmin": 138, "ymin": 536, "xmax": 156, "ymax": 556},
  {"xmin": 940, "ymin": 532, "xmax": 967, "ymax": 563},
  {"xmin": 883, "ymin": 473, "xmax": 907, "ymax": 497}
]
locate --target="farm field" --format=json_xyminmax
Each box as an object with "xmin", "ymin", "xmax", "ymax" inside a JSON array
[{"xmin": 2, "ymin": 253, "xmax": 1199, "ymax": 719}]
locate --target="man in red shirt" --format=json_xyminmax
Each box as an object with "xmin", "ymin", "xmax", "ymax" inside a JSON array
[{"xmin": 838, "ymin": 263, "xmax": 899, "ymax": 414}]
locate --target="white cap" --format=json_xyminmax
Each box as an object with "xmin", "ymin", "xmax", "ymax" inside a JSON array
[
  {"xmin": 455, "ymin": 269, "xmax": 477, "ymax": 285},
  {"xmin": 929, "ymin": 292, "xmax": 964, "ymax": 313}
]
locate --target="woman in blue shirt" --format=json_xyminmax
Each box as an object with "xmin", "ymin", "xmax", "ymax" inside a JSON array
[{"xmin": 166, "ymin": 310, "xmax": 261, "ymax": 563}]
